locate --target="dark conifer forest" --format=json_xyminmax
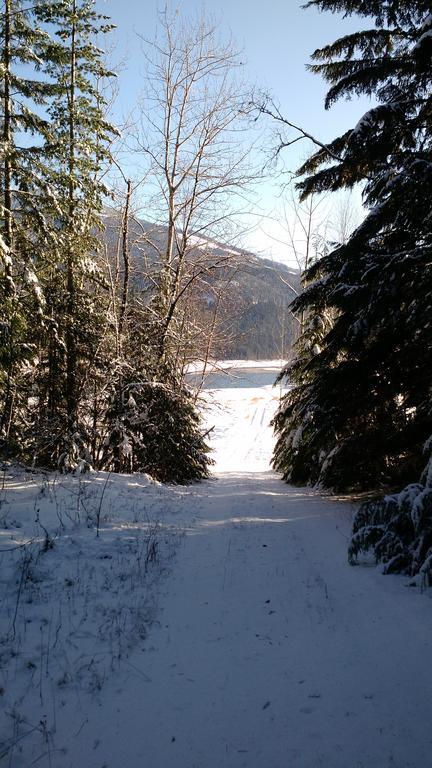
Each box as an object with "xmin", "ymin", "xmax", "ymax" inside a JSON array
[{"xmin": 273, "ymin": 0, "xmax": 432, "ymax": 582}]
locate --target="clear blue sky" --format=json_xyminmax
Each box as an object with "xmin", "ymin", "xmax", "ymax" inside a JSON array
[{"xmin": 96, "ymin": 0, "xmax": 371, "ymax": 264}]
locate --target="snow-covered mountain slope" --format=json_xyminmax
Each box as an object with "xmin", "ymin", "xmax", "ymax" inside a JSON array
[{"xmin": 102, "ymin": 213, "xmax": 301, "ymax": 360}]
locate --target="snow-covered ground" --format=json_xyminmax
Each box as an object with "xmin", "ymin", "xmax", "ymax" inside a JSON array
[
  {"xmin": 1, "ymin": 363, "xmax": 432, "ymax": 767},
  {"xmin": 201, "ymin": 375, "xmax": 283, "ymax": 472}
]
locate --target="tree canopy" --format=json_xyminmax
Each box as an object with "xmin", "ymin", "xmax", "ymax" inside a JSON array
[{"xmin": 273, "ymin": 1, "xmax": 432, "ymax": 579}]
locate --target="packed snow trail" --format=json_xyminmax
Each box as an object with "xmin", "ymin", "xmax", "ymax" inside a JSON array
[{"xmin": 59, "ymin": 370, "xmax": 432, "ymax": 768}]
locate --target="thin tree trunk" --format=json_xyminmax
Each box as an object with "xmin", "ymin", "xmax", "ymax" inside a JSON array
[
  {"xmin": 0, "ymin": 345, "xmax": 14, "ymax": 437},
  {"xmin": 113, "ymin": 178, "xmax": 132, "ymax": 473},
  {"xmin": 157, "ymin": 191, "xmax": 175, "ymax": 362},
  {"xmin": 91, "ymin": 380, "xmax": 98, "ymax": 466},
  {"xmin": 3, "ymin": 0, "xmax": 12, "ymax": 256},
  {"xmin": 0, "ymin": 0, "xmax": 14, "ymax": 437},
  {"xmin": 299, "ymin": 199, "xmax": 313, "ymax": 337},
  {"xmin": 118, "ymin": 178, "xmax": 132, "ymax": 348},
  {"xmin": 66, "ymin": 0, "xmax": 77, "ymax": 430}
]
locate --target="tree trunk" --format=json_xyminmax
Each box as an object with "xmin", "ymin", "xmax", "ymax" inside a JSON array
[
  {"xmin": 3, "ymin": 0, "xmax": 12, "ymax": 257},
  {"xmin": 118, "ymin": 178, "xmax": 132, "ymax": 349},
  {"xmin": 0, "ymin": 0, "xmax": 14, "ymax": 437},
  {"xmin": 65, "ymin": 0, "xmax": 77, "ymax": 430}
]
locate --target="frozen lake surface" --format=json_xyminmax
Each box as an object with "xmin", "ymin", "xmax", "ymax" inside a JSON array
[{"xmin": 186, "ymin": 364, "xmax": 282, "ymax": 390}]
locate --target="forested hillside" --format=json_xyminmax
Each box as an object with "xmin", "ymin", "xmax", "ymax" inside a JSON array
[{"xmin": 103, "ymin": 213, "xmax": 300, "ymax": 361}]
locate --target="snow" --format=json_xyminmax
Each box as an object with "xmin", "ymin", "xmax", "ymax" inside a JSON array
[
  {"xmin": 187, "ymin": 234, "xmax": 244, "ymax": 258},
  {"xmin": 413, "ymin": 28, "xmax": 432, "ymax": 51},
  {"xmin": 0, "ymin": 235, "xmax": 11, "ymax": 263},
  {"xmin": 2, "ymin": 362, "xmax": 432, "ymax": 767},
  {"xmin": 185, "ymin": 359, "xmax": 286, "ymax": 373},
  {"xmin": 420, "ymin": 12, "xmax": 432, "ymax": 31},
  {"xmin": 200, "ymin": 375, "xmax": 284, "ymax": 472},
  {"xmin": 350, "ymin": 109, "xmax": 374, "ymax": 138}
]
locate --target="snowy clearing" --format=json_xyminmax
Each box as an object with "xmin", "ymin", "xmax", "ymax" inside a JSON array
[{"xmin": 1, "ymin": 364, "xmax": 432, "ymax": 767}]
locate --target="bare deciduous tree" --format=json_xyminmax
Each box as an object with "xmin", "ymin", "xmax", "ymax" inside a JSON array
[{"xmin": 135, "ymin": 10, "xmax": 259, "ymax": 363}]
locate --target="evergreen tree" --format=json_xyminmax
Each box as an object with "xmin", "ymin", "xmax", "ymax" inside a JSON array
[
  {"xmin": 101, "ymin": 298, "xmax": 213, "ymax": 483},
  {"xmin": 273, "ymin": 0, "xmax": 432, "ymax": 576},
  {"xmin": 0, "ymin": 0, "xmax": 57, "ymax": 451},
  {"xmin": 97, "ymin": 178, "xmax": 214, "ymax": 484},
  {"xmin": 0, "ymin": 2, "xmax": 213, "ymax": 482},
  {"xmin": 22, "ymin": 0, "xmax": 117, "ymax": 469}
]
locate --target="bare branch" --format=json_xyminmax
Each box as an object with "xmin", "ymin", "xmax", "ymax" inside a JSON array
[{"xmin": 253, "ymin": 97, "xmax": 343, "ymax": 164}]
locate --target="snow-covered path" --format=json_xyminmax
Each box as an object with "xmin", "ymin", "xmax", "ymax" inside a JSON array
[
  {"xmin": 65, "ymin": 472, "xmax": 432, "ymax": 768},
  {"xmin": 4, "ymin": 367, "xmax": 432, "ymax": 767},
  {"xmin": 64, "ymin": 373, "xmax": 432, "ymax": 768}
]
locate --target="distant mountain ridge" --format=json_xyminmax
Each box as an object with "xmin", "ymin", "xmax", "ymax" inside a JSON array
[{"xmin": 102, "ymin": 213, "xmax": 301, "ymax": 360}]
